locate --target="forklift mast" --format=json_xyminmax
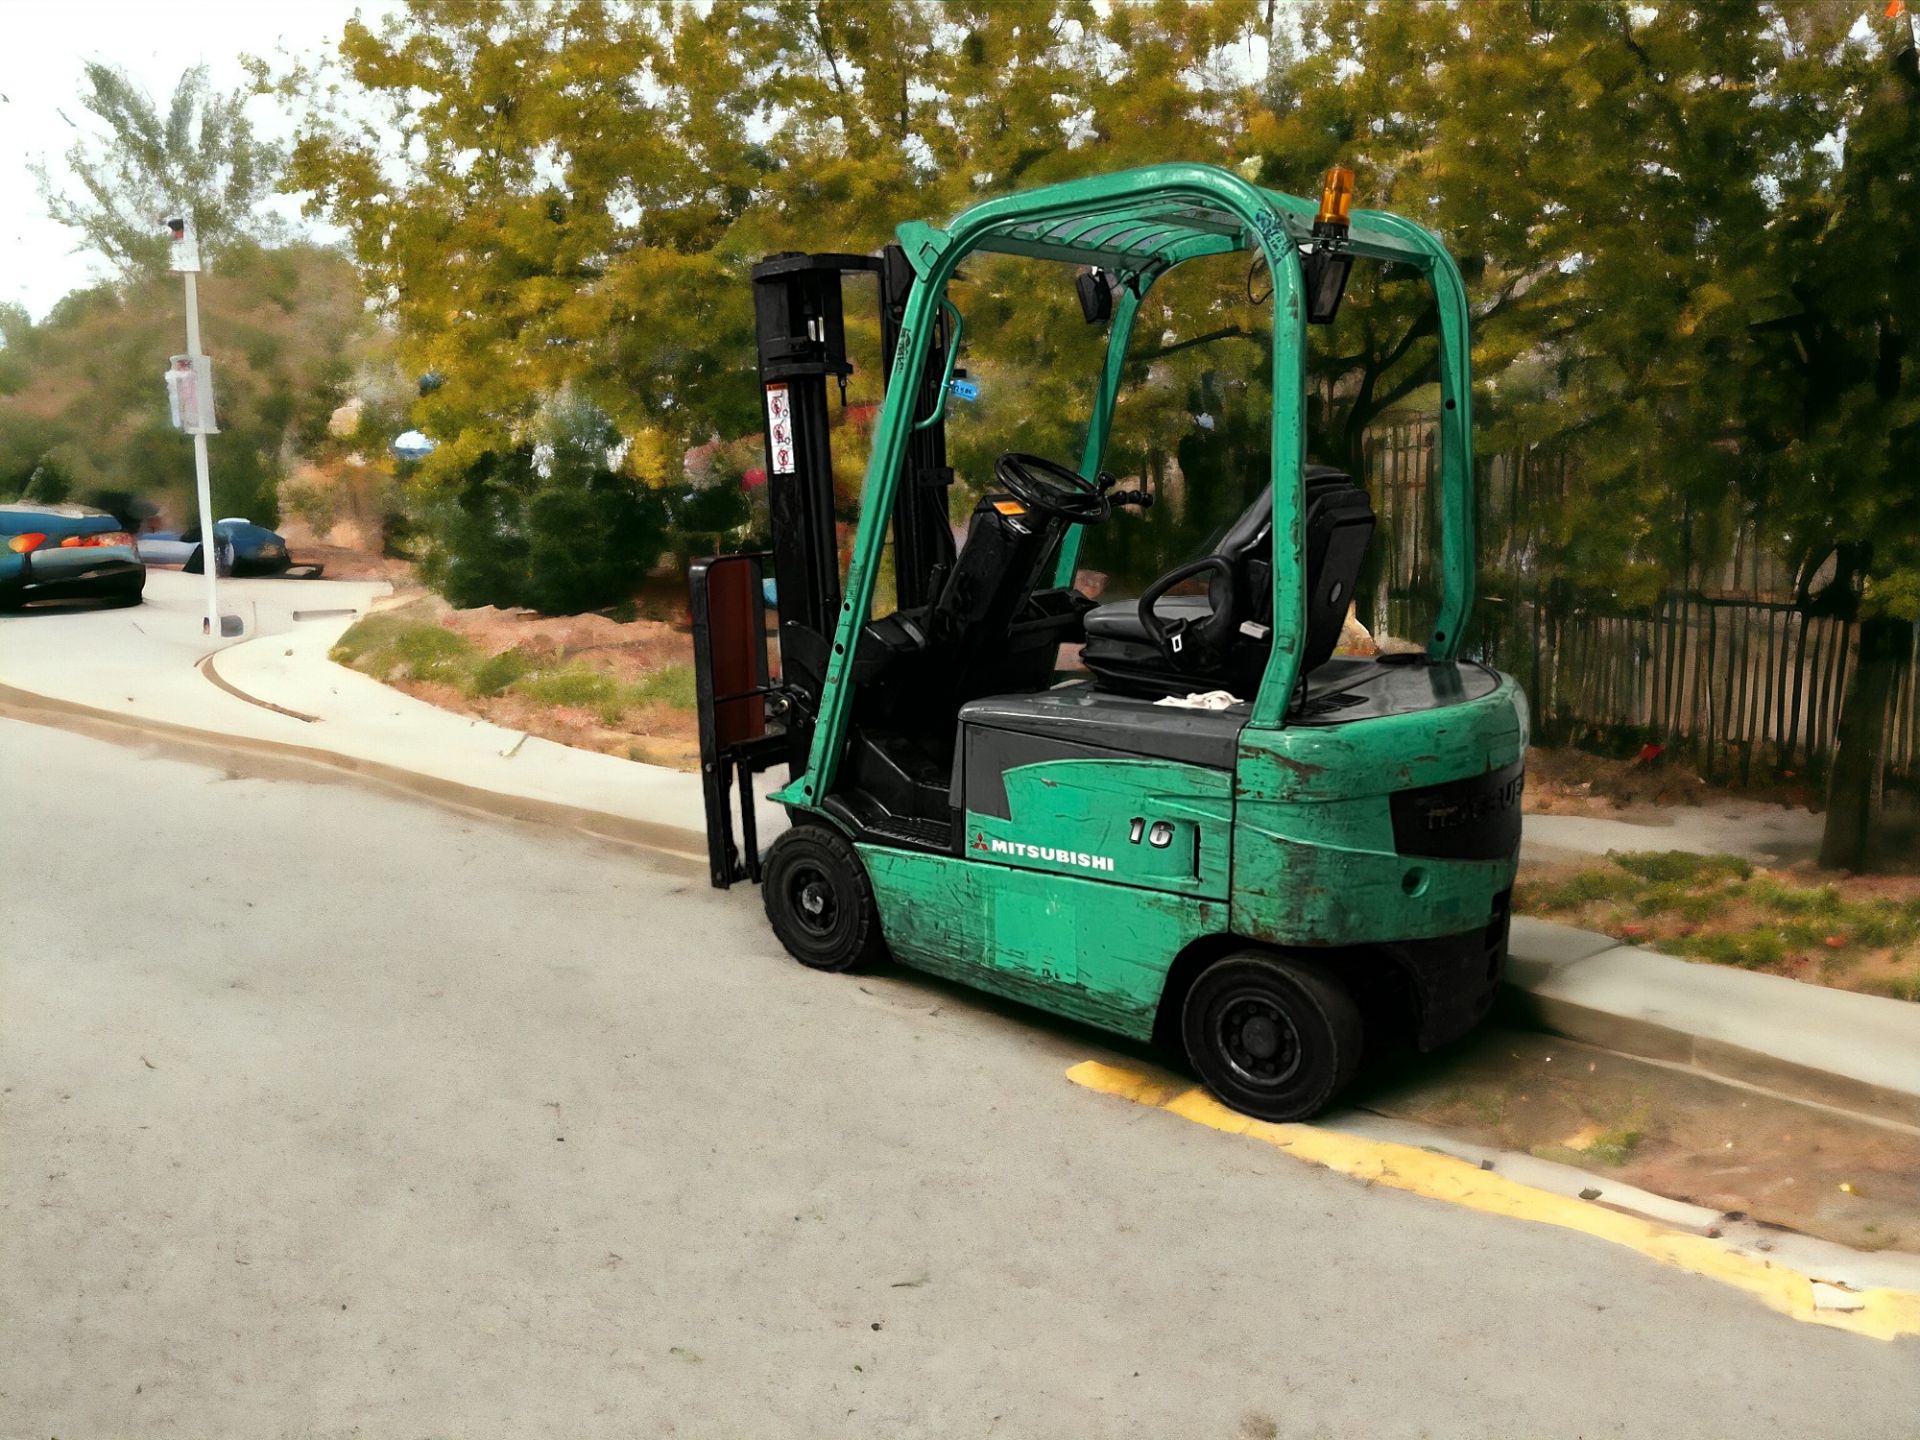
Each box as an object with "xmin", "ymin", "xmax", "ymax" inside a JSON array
[{"xmin": 692, "ymin": 246, "xmax": 957, "ymax": 886}]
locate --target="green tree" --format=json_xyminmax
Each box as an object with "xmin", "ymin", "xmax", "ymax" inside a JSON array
[
  {"xmin": 0, "ymin": 243, "xmax": 376, "ymax": 524},
  {"xmin": 33, "ymin": 62, "xmax": 285, "ymax": 278},
  {"xmin": 417, "ymin": 395, "xmax": 669, "ymax": 614},
  {"xmin": 1743, "ymin": 7, "xmax": 1920, "ymax": 868}
]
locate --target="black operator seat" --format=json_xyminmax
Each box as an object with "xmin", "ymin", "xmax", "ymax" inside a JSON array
[{"xmin": 1079, "ymin": 465, "xmax": 1375, "ymax": 700}]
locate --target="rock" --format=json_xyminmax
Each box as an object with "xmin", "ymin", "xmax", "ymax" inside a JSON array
[{"xmin": 1811, "ymin": 1282, "xmax": 1866, "ymax": 1313}]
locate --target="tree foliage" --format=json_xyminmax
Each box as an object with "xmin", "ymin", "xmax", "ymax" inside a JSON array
[
  {"xmin": 34, "ymin": 62, "xmax": 286, "ymax": 278},
  {"xmin": 281, "ymin": 0, "xmax": 1918, "ymax": 857},
  {"xmin": 0, "ymin": 242, "xmax": 375, "ymax": 523}
]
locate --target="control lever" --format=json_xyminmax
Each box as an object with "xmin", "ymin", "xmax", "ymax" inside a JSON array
[{"xmin": 1109, "ymin": 489, "xmax": 1155, "ymax": 510}]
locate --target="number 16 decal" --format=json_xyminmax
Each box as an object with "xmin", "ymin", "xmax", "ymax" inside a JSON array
[{"xmin": 1128, "ymin": 817, "xmax": 1176, "ymax": 848}]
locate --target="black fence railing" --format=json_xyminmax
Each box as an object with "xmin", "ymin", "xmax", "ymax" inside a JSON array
[{"xmin": 1361, "ymin": 422, "xmax": 1920, "ymax": 783}]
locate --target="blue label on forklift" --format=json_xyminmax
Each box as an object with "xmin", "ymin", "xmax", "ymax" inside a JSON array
[{"xmin": 948, "ymin": 378, "xmax": 980, "ymax": 402}]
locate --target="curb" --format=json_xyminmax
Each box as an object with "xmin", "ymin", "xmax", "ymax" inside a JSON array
[
  {"xmin": 0, "ymin": 681, "xmax": 711, "ymax": 877},
  {"xmin": 1505, "ymin": 918, "xmax": 1920, "ymax": 1129}
]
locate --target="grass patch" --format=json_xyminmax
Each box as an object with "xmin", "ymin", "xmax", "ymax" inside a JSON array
[
  {"xmin": 330, "ymin": 614, "xmax": 478, "ymax": 685},
  {"xmin": 1516, "ymin": 867, "xmax": 1645, "ymax": 911},
  {"xmin": 1674, "ymin": 929, "xmax": 1787, "ymax": 969},
  {"xmin": 1582, "ymin": 1125, "xmax": 1644, "ymax": 1167},
  {"xmin": 1864, "ymin": 976, "xmax": 1920, "ymax": 1003},
  {"xmin": 1520, "ymin": 848, "xmax": 1920, "ymax": 994},
  {"xmin": 469, "ymin": 646, "xmax": 534, "ymax": 697},
  {"xmin": 1610, "ymin": 850, "xmax": 1752, "ymax": 885},
  {"xmin": 630, "ymin": 662, "xmax": 697, "ymax": 710}
]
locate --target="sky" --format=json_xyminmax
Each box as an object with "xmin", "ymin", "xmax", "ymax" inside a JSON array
[{"xmin": 0, "ymin": 0, "xmax": 399, "ymax": 321}]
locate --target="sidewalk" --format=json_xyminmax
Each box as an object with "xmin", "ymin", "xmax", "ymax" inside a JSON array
[
  {"xmin": 5, "ymin": 569, "xmax": 1915, "ymax": 1125},
  {"xmin": 0, "ymin": 569, "xmax": 784, "ymax": 866}
]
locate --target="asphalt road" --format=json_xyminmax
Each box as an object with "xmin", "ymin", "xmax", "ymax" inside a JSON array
[{"xmin": 4, "ymin": 714, "xmax": 1916, "ymax": 1439}]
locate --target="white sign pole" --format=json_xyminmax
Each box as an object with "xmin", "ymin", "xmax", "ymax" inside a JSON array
[
  {"xmin": 182, "ymin": 270, "xmax": 221, "ymax": 635},
  {"xmin": 167, "ymin": 216, "xmax": 234, "ymax": 637}
]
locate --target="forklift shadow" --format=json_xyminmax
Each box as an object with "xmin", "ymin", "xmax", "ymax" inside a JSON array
[
  {"xmin": 844, "ymin": 943, "xmax": 1496, "ymax": 1115},
  {"xmin": 849, "ymin": 951, "xmax": 1174, "ymax": 1075}
]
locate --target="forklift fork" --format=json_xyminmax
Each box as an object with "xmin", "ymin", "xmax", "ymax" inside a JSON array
[{"xmin": 690, "ymin": 552, "xmax": 787, "ymax": 888}]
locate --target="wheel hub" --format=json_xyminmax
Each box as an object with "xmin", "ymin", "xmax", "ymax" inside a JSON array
[
  {"xmin": 789, "ymin": 866, "xmax": 838, "ymax": 936},
  {"xmin": 1215, "ymin": 992, "xmax": 1302, "ymax": 1089}
]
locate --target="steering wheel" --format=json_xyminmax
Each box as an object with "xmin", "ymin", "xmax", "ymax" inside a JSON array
[{"xmin": 993, "ymin": 453, "xmax": 1110, "ymax": 525}]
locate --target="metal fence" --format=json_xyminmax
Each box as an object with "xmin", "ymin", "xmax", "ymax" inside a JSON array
[{"xmin": 1361, "ymin": 423, "xmax": 1920, "ymax": 782}]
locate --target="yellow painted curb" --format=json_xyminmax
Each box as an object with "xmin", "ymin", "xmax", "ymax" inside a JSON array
[{"xmin": 1067, "ymin": 1060, "xmax": 1920, "ymax": 1343}]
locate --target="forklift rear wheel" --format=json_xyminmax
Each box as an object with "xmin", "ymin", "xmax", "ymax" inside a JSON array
[
  {"xmin": 1181, "ymin": 952, "xmax": 1362, "ymax": 1122},
  {"xmin": 762, "ymin": 825, "xmax": 885, "ymax": 973}
]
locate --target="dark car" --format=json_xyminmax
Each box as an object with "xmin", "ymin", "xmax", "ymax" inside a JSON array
[
  {"xmin": 138, "ymin": 517, "xmax": 320, "ymax": 578},
  {"xmin": 0, "ymin": 502, "xmax": 145, "ymax": 609}
]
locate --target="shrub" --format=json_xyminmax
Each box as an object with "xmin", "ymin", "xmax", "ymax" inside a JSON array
[
  {"xmin": 283, "ymin": 480, "xmax": 338, "ymax": 538},
  {"xmin": 386, "ymin": 624, "xmax": 475, "ymax": 684},
  {"xmin": 416, "ymin": 397, "xmax": 669, "ymax": 615},
  {"xmin": 329, "ymin": 613, "xmax": 476, "ymax": 685}
]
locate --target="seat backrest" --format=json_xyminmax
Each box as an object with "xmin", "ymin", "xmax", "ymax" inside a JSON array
[
  {"xmin": 1206, "ymin": 465, "xmax": 1366, "ymax": 633},
  {"xmin": 1297, "ymin": 471, "xmax": 1375, "ymax": 674}
]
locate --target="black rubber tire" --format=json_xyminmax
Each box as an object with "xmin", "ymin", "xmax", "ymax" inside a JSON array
[
  {"xmin": 1181, "ymin": 951, "xmax": 1363, "ymax": 1122},
  {"xmin": 762, "ymin": 824, "xmax": 886, "ymax": 973}
]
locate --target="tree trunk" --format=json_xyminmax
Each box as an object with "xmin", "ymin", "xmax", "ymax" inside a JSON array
[{"xmin": 1818, "ymin": 611, "xmax": 1906, "ymax": 871}]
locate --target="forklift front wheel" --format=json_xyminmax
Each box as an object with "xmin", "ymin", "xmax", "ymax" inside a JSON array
[
  {"xmin": 762, "ymin": 824, "xmax": 886, "ymax": 973},
  {"xmin": 1181, "ymin": 952, "xmax": 1362, "ymax": 1123}
]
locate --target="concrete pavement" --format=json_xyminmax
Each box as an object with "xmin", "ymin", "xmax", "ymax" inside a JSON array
[
  {"xmin": 5, "ymin": 714, "xmax": 1917, "ymax": 1438},
  {"xmin": 1522, "ymin": 803, "xmax": 1825, "ymax": 867}
]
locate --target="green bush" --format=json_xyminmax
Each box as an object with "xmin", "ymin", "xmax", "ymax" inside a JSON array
[
  {"xmin": 385, "ymin": 624, "xmax": 475, "ymax": 684},
  {"xmin": 329, "ymin": 614, "xmax": 477, "ymax": 685},
  {"xmin": 417, "ymin": 397, "xmax": 669, "ymax": 615}
]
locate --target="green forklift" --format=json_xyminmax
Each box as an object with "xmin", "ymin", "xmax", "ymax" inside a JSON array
[{"xmin": 691, "ymin": 162, "xmax": 1527, "ymax": 1122}]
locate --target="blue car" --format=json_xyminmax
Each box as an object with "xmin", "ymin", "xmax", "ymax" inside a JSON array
[
  {"xmin": 0, "ymin": 502, "xmax": 145, "ymax": 609},
  {"xmin": 137, "ymin": 517, "xmax": 319, "ymax": 578}
]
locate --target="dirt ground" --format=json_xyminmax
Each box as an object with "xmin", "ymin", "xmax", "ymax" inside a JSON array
[
  {"xmin": 1355, "ymin": 1026, "xmax": 1920, "ymax": 1255},
  {"xmin": 343, "ymin": 586, "xmax": 705, "ymax": 769},
  {"xmin": 1522, "ymin": 743, "xmax": 1826, "ymax": 817},
  {"xmin": 289, "ymin": 540, "xmax": 417, "ymax": 585}
]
